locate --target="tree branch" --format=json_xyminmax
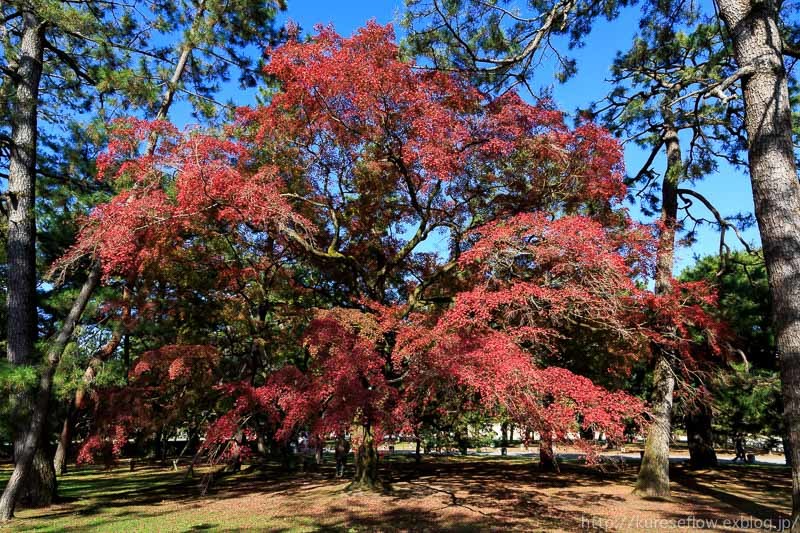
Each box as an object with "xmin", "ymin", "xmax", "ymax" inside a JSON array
[
  {"xmin": 783, "ymin": 38, "xmax": 800, "ymax": 60},
  {"xmin": 676, "ymin": 188, "xmax": 756, "ymax": 272}
]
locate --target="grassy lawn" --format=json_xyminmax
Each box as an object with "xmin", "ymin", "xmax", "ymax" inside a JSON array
[{"xmin": 0, "ymin": 455, "xmax": 792, "ymax": 531}]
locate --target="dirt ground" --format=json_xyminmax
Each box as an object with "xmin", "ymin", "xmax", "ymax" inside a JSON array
[{"xmin": 1, "ymin": 455, "xmax": 792, "ymax": 531}]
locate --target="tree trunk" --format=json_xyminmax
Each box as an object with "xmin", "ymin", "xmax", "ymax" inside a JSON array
[
  {"xmin": 351, "ymin": 425, "xmax": 379, "ymax": 490},
  {"xmin": 256, "ymin": 430, "xmax": 269, "ymax": 457},
  {"xmin": 225, "ymin": 431, "xmax": 243, "ymax": 473},
  {"xmin": 0, "ymin": 264, "xmax": 101, "ymax": 520},
  {"xmin": 53, "ymin": 401, "xmax": 75, "ymax": 476},
  {"xmin": 123, "ymin": 334, "xmax": 131, "ymax": 383},
  {"xmin": 415, "ymin": 438, "xmax": 421, "ymax": 464},
  {"xmin": 539, "ymin": 436, "xmax": 558, "ymax": 472},
  {"xmin": 54, "ymin": 284, "xmax": 130, "ymax": 475},
  {"xmin": 714, "ymin": 0, "xmax": 800, "ymax": 526},
  {"xmin": 159, "ymin": 432, "xmax": 170, "ymax": 464},
  {"xmin": 52, "ymin": 342, "xmax": 119, "ymax": 477},
  {"xmin": 6, "ymin": 13, "xmax": 42, "ymax": 368},
  {"xmin": 635, "ymin": 123, "xmax": 681, "ymax": 498},
  {"xmin": 4, "ymin": 10, "xmax": 51, "ymax": 511},
  {"xmin": 455, "ymin": 429, "xmax": 468, "ymax": 455},
  {"xmin": 2, "ymin": 5, "xmax": 197, "ymax": 517},
  {"xmin": 634, "ymin": 353, "xmax": 674, "ymax": 498},
  {"xmin": 315, "ymin": 444, "xmax": 324, "ymax": 465},
  {"xmin": 784, "ymin": 436, "xmax": 793, "ymax": 467},
  {"xmin": 686, "ymin": 404, "xmax": 718, "ymax": 468},
  {"xmin": 20, "ymin": 447, "xmax": 56, "ymax": 508},
  {"xmin": 152, "ymin": 430, "xmax": 163, "ymax": 461}
]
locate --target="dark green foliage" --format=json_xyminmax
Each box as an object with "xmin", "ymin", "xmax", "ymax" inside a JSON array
[
  {"xmin": 680, "ymin": 251, "xmax": 781, "ymax": 440},
  {"xmin": 712, "ymin": 363, "xmax": 782, "ymax": 439},
  {"xmin": 680, "ymin": 251, "xmax": 774, "ymax": 370}
]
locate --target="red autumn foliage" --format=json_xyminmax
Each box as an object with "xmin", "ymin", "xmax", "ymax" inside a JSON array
[
  {"xmin": 60, "ymin": 119, "xmax": 306, "ymax": 280},
  {"xmin": 66, "ymin": 23, "xmax": 729, "ymax": 467},
  {"xmin": 77, "ymin": 345, "xmax": 219, "ymax": 465}
]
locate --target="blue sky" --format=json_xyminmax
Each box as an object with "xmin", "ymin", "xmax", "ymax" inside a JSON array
[{"xmin": 228, "ymin": 0, "xmax": 760, "ymax": 273}]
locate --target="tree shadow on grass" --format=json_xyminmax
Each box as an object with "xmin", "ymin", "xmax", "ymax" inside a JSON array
[
  {"xmin": 13, "ymin": 466, "xmax": 208, "ymax": 521},
  {"xmin": 10, "ymin": 456, "xmax": 793, "ymax": 531},
  {"xmin": 670, "ymin": 463, "xmax": 790, "ymax": 522},
  {"xmin": 15, "ymin": 460, "xmax": 592, "ymax": 530},
  {"xmin": 387, "ymin": 461, "xmax": 627, "ymax": 529}
]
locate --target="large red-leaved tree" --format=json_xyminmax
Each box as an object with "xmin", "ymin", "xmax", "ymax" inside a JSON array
[{"xmin": 63, "ymin": 23, "xmax": 727, "ymax": 488}]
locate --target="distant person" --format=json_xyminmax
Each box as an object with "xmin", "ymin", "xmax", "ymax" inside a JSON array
[
  {"xmin": 335, "ymin": 433, "xmax": 350, "ymax": 478},
  {"xmin": 733, "ymin": 434, "xmax": 747, "ymax": 462}
]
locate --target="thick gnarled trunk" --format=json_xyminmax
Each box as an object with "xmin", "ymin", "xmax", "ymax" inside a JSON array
[
  {"xmin": 715, "ymin": 0, "xmax": 800, "ymax": 527},
  {"xmin": 539, "ymin": 436, "xmax": 558, "ymax": 472},
  {"xmin": 6, "ymin": 14, "xmax": 42, "ymax": 368},
  {"xmin": 351, "ymin": 425, "xmax": 379, "ymax": 490}
]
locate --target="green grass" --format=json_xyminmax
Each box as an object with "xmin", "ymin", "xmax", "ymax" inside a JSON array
[{"xmin": 0, "ymin": 466, "xmax": 309, "ymax": 532}]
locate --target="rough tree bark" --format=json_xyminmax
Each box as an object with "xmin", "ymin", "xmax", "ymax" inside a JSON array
[
  {"xmin": 14, "ymin": 435, "xmax": 56, "ymax": 508},
  {"xmin": 784, "ymin": 436, "xmax": 793, "ymax": 468},
  {"xmin": 635, "ymin": 354, "xmax": 675, "ymax": 497},
  {"xmin": 0, "ymin": 264, "xmax": 101, "ymax": 520},
  {"xmin": 3, "ymin": 9, "xmax": 56, "ymax": 508},
  {"xmin": 351, "ymin": 424, "xmax": 379, "ymax": 490},
  {"xmin": 634, "ymin": 123, "xmax": 680, "ymax": 498},
  {"xmin": 714, "ymin": 0, "xmax": 800, "ymax": 527},
  {"xmin": 6, "ymin": 12, "xmax": 42, "ymax": 368}
]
